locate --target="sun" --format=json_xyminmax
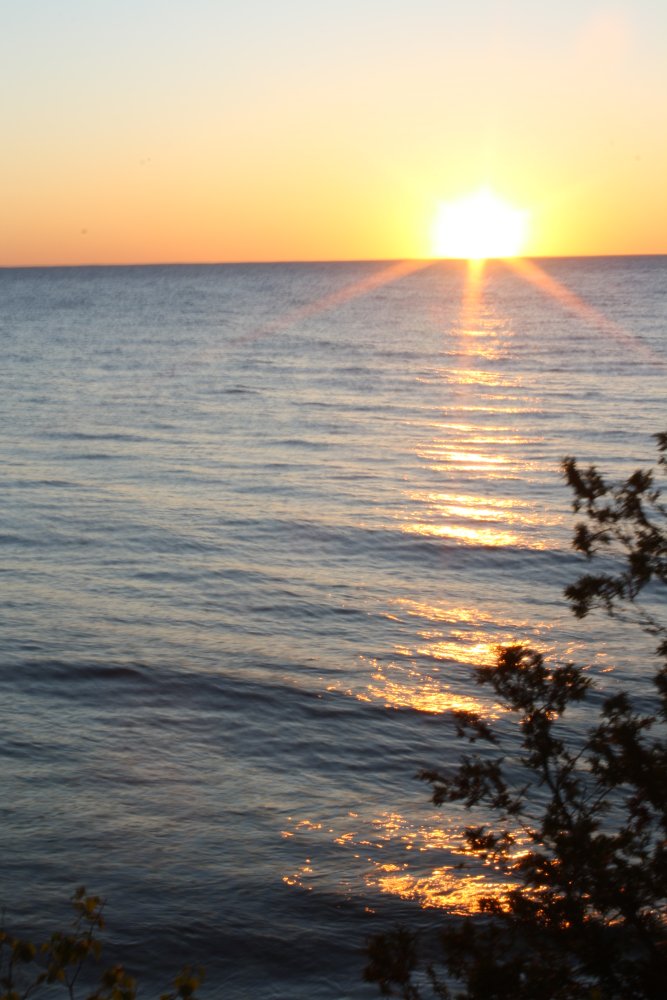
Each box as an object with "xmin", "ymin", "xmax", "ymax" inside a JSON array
[{"xmin": 432, "ymin": 189, "xmax": 528, "ymax": 260}]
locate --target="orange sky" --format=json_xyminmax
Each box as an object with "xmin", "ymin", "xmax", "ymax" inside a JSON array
[{"xmin": 2, "ymin": 1, "xmax": 666, "ymax": 266}]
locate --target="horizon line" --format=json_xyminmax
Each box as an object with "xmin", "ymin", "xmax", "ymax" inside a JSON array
[{"xmin": 2, "ymin": 251, "xmax": 666, "ymax": 271}]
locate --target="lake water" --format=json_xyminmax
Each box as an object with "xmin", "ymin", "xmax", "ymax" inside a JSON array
[{"xmin": 1, "ymin": 256, "xmax": 666, "ymax": 997}]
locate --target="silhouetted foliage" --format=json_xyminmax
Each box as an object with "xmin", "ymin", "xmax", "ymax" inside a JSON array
[
  {"xmin": 365, "ymin": 434, "xmax": 667, "ymax": 999},
  {"xmin": 0, "ymin": 887, "xmax": 203, "ymax": 1000},
  {"xmin": 562, "ymin": 434, "xmax": 667, "ymax": 642}
]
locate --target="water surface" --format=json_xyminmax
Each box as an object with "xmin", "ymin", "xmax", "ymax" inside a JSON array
[{"xmin": 1, "ymin": 257, "xmax": 665, "ymax": 997}]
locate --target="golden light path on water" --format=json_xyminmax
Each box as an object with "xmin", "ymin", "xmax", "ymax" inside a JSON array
[
  {"xmin": 281, "ymin": 809, "xmax": 525, "ymax": 912},
  {"xmin": 405, "ymin": 491, "xmax": 560, "ymax": 540},
  {"xmin": 352, "ymin": 658, "xmax": 494, "ymax": 715},
  {"xmin": 271, "ymin": 252, "xmax": 660, "ymax": 914}
]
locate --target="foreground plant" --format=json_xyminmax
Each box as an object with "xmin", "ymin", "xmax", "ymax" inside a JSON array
[
  {"xmin": 0, "ymin": 887, "xmax": 203, "ymax": 1000},
  {"xmin": 365, "ymin": 434, "xmax": 667, "ymax": 999}
]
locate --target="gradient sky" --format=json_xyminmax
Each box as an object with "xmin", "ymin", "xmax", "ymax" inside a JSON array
[{"xmin": 2, "ymin": 0, "xmax": 666, "ymax": 265}]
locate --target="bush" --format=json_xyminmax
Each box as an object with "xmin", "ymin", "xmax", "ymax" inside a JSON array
[
  {"xmin": 0, "ymin": 887, "xmax": 203, "ymax": 1000},
  {"xmin": 365, "ymin": 434, "xmax": 667, "ymax": 999}
]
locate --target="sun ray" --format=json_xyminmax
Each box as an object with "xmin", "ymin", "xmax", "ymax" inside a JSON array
[
  {"xmin": 234, "ymin": 258, "xmax": 431, "ymax": 343},
  {"xmin": 507, "ymin": 257, "xmax": 666, "ymax": 368}
]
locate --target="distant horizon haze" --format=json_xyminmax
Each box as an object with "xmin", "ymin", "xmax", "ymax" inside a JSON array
[{"xmin": 2, "ymin": 251, "xmax": 667, "ymax": 273}]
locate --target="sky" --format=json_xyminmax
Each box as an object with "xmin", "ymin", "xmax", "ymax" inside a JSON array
[{"xmin": 2, "ymin": 0, "xmax": 666, "ymax": 265}]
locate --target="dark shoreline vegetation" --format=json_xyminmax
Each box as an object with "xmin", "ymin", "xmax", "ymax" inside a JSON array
[
  {"xmin": 0, "ymin": 887, "xmax": 203, "ymax": 1000},
  {"xmin": 3, "ymin": 435, "xmax": 666, "ymax": 1000}
]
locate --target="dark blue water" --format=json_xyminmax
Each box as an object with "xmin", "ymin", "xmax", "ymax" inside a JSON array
[{"xmin": 1, "ymin": 257, "xmax": 666, "ymax": 997}]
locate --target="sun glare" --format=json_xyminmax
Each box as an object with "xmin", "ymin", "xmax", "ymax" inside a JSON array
[{"xmin": 432, "ymin": 189, "xmax": 528, "ymax": 260}]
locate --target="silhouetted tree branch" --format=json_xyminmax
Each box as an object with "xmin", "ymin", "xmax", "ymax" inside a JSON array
[{"xmin": 0, "ymin": 888, "xmax": 203, "ymax": 1000}]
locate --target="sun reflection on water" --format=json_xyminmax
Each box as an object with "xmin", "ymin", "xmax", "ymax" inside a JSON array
[
  {"xmin": 286, "ymin": 258, "xmax": 613, "ymax": 919},
  {"xmin": 403, "ymin": 521, "xmax": 524, "ymax": 547},
  {"xmin": 359, "ymin": 659, "xmax": 495, "ymax": 716},
  {"xmin": 402, "ymin": 258, "xmax": 570, "ymax": 553},
  {"xmin": 402, "ymin": 410, "xmax": 563, "ymax": 547},
  {"xmin": 363, "ymin": 814, "xmax": 521, "ymax": 913},
  {"xmin": 281, "ymin": 808, "xmax": 521, "ymax": 913},
  {"xmin": 327, "ymin": 590, "xmax": 553, "ymax": 716},
  {"xmin": 281, "ymin": 255, "xmax": 652, "ymax": 920},
  {"xmin": 369, "ymin": 867, "xmax": 516, "ymax": 912}
]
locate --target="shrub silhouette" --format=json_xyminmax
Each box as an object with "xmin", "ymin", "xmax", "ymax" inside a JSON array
[
  {"xmin": 0, "ymin": 887, "xmax": 203, "ymax": 1000},
  {"xmin": 365, "ymin": 433, "xmax": 667, "ymax": 999}
]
